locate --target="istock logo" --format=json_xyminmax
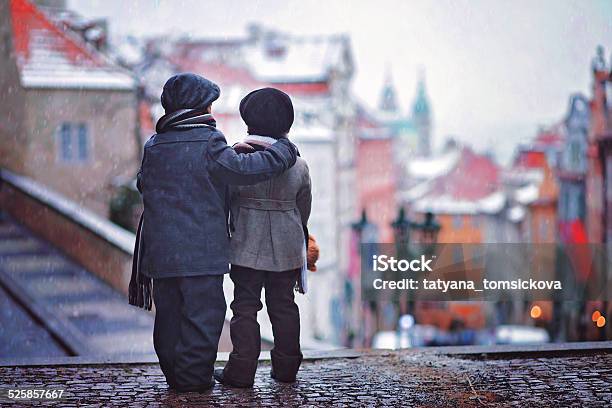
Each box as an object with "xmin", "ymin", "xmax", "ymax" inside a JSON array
[{"xmin": 372, "ymin": 255, "xmax": 434, "ymax": 272}]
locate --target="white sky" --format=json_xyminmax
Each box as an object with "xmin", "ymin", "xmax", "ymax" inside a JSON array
[{"xmin": 69, "ymin": 0, "xmax": 612, "ymax": 163}]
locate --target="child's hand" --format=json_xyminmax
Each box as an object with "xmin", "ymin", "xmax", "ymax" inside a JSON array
[
  {"xmin": 307, "ymin": 234, "xmax": 319, "ymax": 272},
  {"xmin": 233, "ymin": 142, "xmax": 256, "ymax": 154}
]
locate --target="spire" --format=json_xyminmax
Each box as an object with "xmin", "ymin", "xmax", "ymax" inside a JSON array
[
  {"xmin": 412, "ymin": 69, "xmax": 430, "ymax": 117},
  {"xmin": 378, "ymin": 65, "xmax": 399, "ymax": 113},
  {"xmin": 592, "ymin": 45, "xmax": 608, "ymax": 73},
  {"xmin": 412, "ymin": 68, "xmax": 432, "ymax": 156}
]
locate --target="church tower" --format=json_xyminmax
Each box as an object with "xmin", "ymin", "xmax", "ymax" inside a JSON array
[
  {"xmin": 412, "ymin": 73, "xmax": 432, "ymax": 156},
  {"xmin": 379, "ymin": 68, "xmax": 399, "ymax": 114}
]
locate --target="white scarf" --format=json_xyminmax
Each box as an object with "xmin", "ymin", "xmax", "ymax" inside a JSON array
[{"xmin": 244, "ymin": 135, "xmax": 278, "ymax": 145}]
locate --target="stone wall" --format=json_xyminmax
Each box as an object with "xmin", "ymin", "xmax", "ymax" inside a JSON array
[{"xmin": 0, "ymin": 170, "xmax": 134, "ymax": 295}]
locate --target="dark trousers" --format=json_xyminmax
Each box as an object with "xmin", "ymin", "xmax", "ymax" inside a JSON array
[
  {"xmin": 153, "ymin": 275, "xmax": 226, "ymax": 390},
  {"xmin": 223, "ymin": 265, "xmax": 302, "ymax": 384}
]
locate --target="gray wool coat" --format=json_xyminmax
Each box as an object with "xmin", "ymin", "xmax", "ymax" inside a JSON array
[{"xmin": 230, "ymin": 142, "xmax": 311, "ymax": 272}]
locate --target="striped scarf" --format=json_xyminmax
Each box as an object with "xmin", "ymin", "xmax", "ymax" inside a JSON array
[{"xmin": 155, "ymin": 109, "xmax": 216, "ymax": 133}]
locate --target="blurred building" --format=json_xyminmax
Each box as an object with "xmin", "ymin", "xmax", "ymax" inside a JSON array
[
  {"xmin": 344, "ymin": 73, "xmax": 436, "ymax": 346},
  {"xmin": 504, "ymin": 132, "xmax": 561, "ymax": 243},
  {"xmin": 402, "ymin": 141, "xmax": 506, "ymax": 243},
  {"xmin": 349, "ymin": 71, "xmax": 433, "ymax": 244},
  {"xmin": 372, "ymin": 71, "xmax": 433, "ymax": 203},
  {"xmin": 584, "ymin": 46, "xmax": 612, "ymax": 342},
  {"xmin": 396, "ymin": 141, "xmax": 509, "ymax": 331},
  {"xmin": 504, "ymin": 142, "xmax": 561, "ymax": 330},
  {"xmin": 587, "ymin": 46, "xmax": 612, "ymax": 243},
  {"xmin": 557, "ymin": 94, "xmax": 590, "ymax": 244},
  {"xmin": 354, "ymin": 105, "xmax": 397, "ymax": 243},
  {"xmin": 509, "ymin": 49, "xmax": 612, "ymax": 340},
  {"xmin": 0, "ymin": 0, "xmax": 138, "ymax": 216},
  {"xmin": 375, "ymin": 71, "xmax": 432, "ymax": 159}
]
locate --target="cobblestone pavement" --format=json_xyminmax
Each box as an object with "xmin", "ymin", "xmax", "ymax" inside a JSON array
[{"xmin": 0, "ymin": 350, "xmax": 610, "ymax": 407}]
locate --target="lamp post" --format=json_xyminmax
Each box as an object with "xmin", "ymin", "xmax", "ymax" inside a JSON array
[
  {"xmin": 351, "ymin": 209, "xmax": 369, "ymax": 236},
  {"xmin": 417, "ymin": 211, "xmax": 441, "ymax": 246},
  {"xmin": 391, "ymin": 207, "xmax": 413, "ymax": 254},
  {"xmin": 344, "ymin": 211, "xmax": 368, "ymax": 347},
  {"xmin": 349, "ymin": 209, "xmax": 379, "ymax": 347},
  {"xmin": 394, "ymin": 209, "xmax": 441, "ymax": 252},
  {"xmin": 390, "ymin": 208, "xmax": 414, "ymax": 319},
  {"xmin": 390, "ymin": 209, "xmax": 441, "ymax": 324}
]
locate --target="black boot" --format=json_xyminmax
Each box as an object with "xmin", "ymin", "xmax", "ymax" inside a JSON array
[
  {"xmin": 214, "ymin": 368, "xmax": 254, "ymax": 388},
  {"xmin": 270, "ymin": 369, "xmax": 296, "ymax": 383},
  {"xmin": 173, "ymin": 380, "xmax": 215, "ymax": 393},
  {"xmin": 270, "ymin": 350, "xmax": 302, "ymax": 383}
]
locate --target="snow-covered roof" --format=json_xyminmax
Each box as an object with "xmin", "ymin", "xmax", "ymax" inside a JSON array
[
  {"xmin": 413, "ymin": 191, "xmax": 505, "ymax": 215},
  {"xmin": 478, "ymin": 191, "xmax": 506, "ymax": 214},
  {"xmin": 245, "ymin": 35, "xmax": 350, "ymax": 83},
  {"xmin": 135, "ymin": 26, "xmax": 351, "ymax": 145},
  {"xmin": 412, "ymin": 195, "xmax": 479, "ymax": 214},
  {"xmin": 113, "ymin": 36, "xmax": 145, "ymax": 67},
  {"xmin": 407, "ymin": 148, "xmax": 461, "ymax": 179},
  {"xmin": 514, "ymin": 183, "xmax": 540, "ymax": 205},
  {"xmin": 10, "ymin": 0, "xmax": 135, "ymax": 91},
  {"xmin": 161, "ymin": 28, "xmax": 351, "ymax": 94},
  {"xmin": 406, "ymin": 145, "xmax": 505, "ymax": 215},
  {"xmin": 502, "ymin": 168, "xmax": 544, "ymax": 186}
]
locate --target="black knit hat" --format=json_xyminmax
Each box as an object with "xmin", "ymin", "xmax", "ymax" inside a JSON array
[
  {"xmin": 239, "ymin": 88, "xmax": 294, "ymax": 138},
  {"xmin": 161, "ymin": 73, "xmax": 220, "ymax": 113}
]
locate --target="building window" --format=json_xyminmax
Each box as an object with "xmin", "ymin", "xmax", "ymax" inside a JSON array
[{"xmin": 57, "ymin": 123, "xmax": 90, "ymax": 163}]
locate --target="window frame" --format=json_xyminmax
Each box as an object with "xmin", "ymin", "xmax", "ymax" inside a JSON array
[{"xmin": 56, "ymin": 122, "xmax": 92, "ymax": 164}]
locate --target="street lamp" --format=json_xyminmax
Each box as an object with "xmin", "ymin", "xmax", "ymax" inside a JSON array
[
  {"xmin": 417, "ymin": 211, "xmax": 441, "ymax": 245},
  {"xmin": 351, "ymin": 209, "xmax": 370, "ymax": 236},
  {"xmin": 391, "ymin": 207, "xmax": 414, "ymax": 250},
  {"xmin": 349, "ymin": 209, "xmax": 380, "ymax": 347},
  {"xmin": 390, "ymin": 208, "xmax": 441, "ymax": 320},
  {"xmin": 391, "ymin": 209, "xmax": 441, "ymax": 247}
]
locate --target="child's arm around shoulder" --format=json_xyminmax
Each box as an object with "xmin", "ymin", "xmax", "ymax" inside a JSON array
[{"xmin": 206, "ymin": 131, "xmax": 297, "ymax": 185}]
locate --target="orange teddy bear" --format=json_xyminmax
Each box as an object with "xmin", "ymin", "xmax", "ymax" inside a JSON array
[{"xmin": 307, "ymin": 234, "xmax": 319, "ymax": 272}]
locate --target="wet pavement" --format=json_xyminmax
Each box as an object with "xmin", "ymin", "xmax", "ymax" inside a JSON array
[{"xmin": 1, "ymin": 349, "xmax": 610, "ymax": 407}]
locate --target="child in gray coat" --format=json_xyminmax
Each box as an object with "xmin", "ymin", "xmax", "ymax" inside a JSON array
[{"xmin": 214, "ymin": 88, "xmax": 312, "ymax": 388}]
